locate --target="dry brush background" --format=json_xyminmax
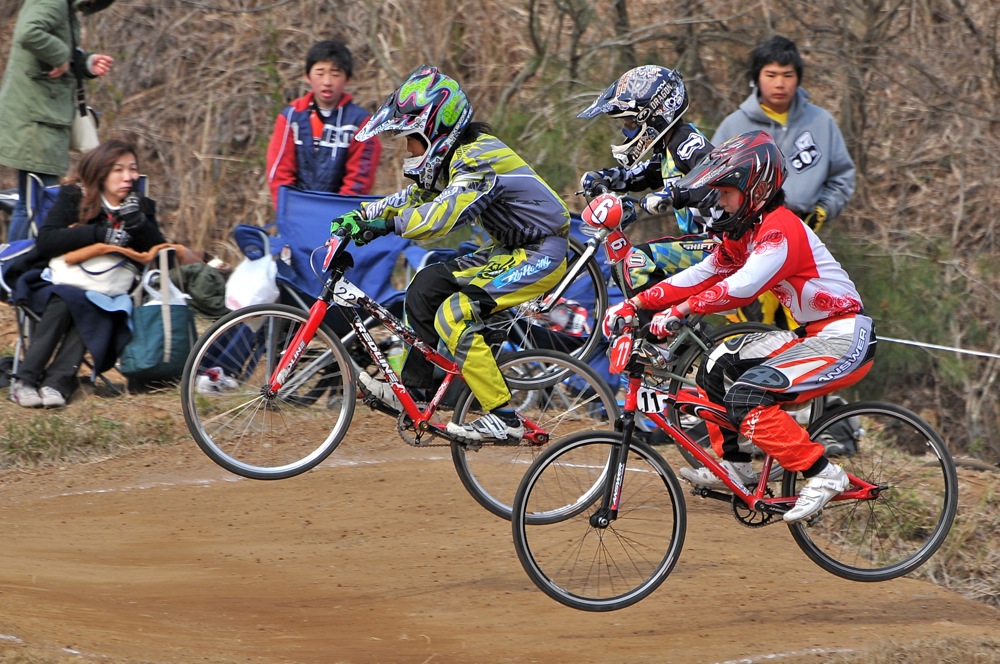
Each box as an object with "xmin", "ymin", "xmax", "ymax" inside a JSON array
[{"xmin": 1, "ymin": 0, "xmax": 999, "ymax": 462}]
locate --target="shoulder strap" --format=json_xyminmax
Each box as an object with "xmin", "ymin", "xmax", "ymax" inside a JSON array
[
  {"xmin": 156, "ymin": 249, "xmax": 174, "ymax": 362},
  {"xmin": 66, "ymin": 0, "xmax": 87, "ymax": 105}
]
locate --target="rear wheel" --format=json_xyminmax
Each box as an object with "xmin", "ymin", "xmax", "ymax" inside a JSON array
[
  {"xmin": 450, "ymin": 349, "xmax": 620, "ymax": 521},
  {"xmin": 487, "ymin": 236, "xmax": 609, "ymax": 364},
  {"xmin": 181, "ymin": 304, "xmax": 356, "ymax": 479},
  {"xmin": 511, "ymin": 431, "xmax": 687, "ymax": 611},
  {"xmin": 784, "ymin": 401, "xmax": 958, "ymax": 581}
]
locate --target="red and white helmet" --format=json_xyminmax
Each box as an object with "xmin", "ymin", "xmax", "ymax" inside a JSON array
[{"xmin": 675, "ymin": 130, "xmax": 786, "ymax": 239}]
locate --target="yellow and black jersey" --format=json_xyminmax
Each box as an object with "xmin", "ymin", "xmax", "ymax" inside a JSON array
[{"xmin": 363, "ymin": 134, "xmax": 570, "ymax": 248}]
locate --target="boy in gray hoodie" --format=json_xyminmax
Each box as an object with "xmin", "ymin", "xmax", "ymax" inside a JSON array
[{"xmin": 713, "ymin": 36, "xmax": 855, "ymax": 234}]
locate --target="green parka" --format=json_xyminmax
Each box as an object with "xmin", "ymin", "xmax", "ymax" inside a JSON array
[{"xmin": 0, "ymin": 0, "xmax": 115, "ymax": 176}]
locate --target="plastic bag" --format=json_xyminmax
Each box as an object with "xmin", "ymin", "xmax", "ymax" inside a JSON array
[
  {"xmin": 224, "ymin": 256, "xmax": 279, "ymax": 311},
  {"xmin": 140, "ymin": 269, "xmax": 189, "ymax": 305},
  {"xmin": 48, "ymin": 253, "xmax": 137, "ymax": 296}
]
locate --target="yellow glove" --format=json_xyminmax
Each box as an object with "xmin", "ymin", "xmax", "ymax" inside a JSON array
[{"xmin": 803, "ymin": 206, "xmax": 828, "ymax": 232}]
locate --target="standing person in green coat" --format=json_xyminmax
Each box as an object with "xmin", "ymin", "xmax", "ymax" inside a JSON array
[{"xmin": 0, "ymin": 0, "xmax": 116, "ymax": 242}]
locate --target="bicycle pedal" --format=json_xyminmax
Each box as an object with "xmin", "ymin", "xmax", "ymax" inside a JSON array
[
  {"xmin": 803, "ymin": 512, "xmax": 825, "ymax": 526},
  {"xmin": 453, "ymin": 435, "xmax": 483, "ymax": 452},
  {"xmin": 361, "ymin": 395, "xmax": 401, "ymax": 417}
]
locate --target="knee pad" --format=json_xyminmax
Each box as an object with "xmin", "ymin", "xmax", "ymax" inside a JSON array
[{"xmin": 724, "ymin": 375, "xmax": 780, "ymax": 426}]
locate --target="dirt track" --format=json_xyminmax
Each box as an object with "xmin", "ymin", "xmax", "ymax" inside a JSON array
[{"xmin": 0, "ymin": 408, "xmax": 997, "ymax": 664}]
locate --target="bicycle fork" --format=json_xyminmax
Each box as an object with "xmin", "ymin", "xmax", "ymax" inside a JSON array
[
  {"xmin": 263, "ymin": 298, "xmax": 330, "ymax": 398},
  {"xmin": 590, "ymin": 376, "xmax": 642, "ymax": 528},
  {"xmin": 532, "ymin": 238, "xmax": 600, "ymax": 314}
]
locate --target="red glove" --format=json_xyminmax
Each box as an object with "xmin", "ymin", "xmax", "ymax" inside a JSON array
[
  {"xmin": 650, "ymin": 306, "xmax": 686, "ymax": 338},
  {"xmin": 601, "ymin": 299, "xmax": 638, "ymax": 338}
]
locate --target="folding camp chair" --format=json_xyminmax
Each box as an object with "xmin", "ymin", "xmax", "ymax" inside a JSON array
[
  {"xmin": 0, "ymin": 176, "xmax": 149, "ymax": 394},
  {"xmin": 0, "ymin": 187, "xmax": 17, "ymax": 217},
  {"xmin": 231, "ymin": 186, "xmax": 425, "ymax": 338}
]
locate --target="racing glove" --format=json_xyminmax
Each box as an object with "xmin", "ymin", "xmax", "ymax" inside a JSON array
[
  {"xmin": 601, "ymin": 299, "xmax": 638, "ymax": 339},
  {"xmin": 642, "ymin": 186, "xmax": 721, "ymax": 215},
  {"xmin": 580, "ymin": 167, "xmax": 628, "ymax": 196},
  {"xmin": 330, "ymin": 209, "xmax": 366, "ymax": 237},
  {"xmin": 351, "ymin": 217, "xmax": 392, "ymax": 246},
  {"xmin": 649, "ymin": 305, "xmax": 686, "ymax": 338}
]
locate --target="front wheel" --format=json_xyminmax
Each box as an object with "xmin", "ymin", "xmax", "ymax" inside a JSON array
[
  {"xmin": 450, "ymin": 349, "xmax": 620, "ymax": 521},
  {"xmin": 511, "ymin": 431, "xmax": 687, "ymax": 611},
  {"xmin": 784, "ymin": 401, "xmax": 958, "ymax": 581},
  {"xmin": 181, "ymin": 303, "xmax": 357, "ymax": 479}
]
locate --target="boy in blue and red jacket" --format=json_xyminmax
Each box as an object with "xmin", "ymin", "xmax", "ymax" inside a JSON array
[{"xmin": 265, "ymin": 39, "xmax": 381, "ymax": 209}]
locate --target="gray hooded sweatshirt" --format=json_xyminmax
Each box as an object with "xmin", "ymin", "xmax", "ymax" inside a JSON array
[{"xmin": 712, "ymin": 88, "xmax": 856, "ymax": 222}]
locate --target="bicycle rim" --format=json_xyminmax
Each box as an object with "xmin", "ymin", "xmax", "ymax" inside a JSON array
[
  {"xmin": 488, "ymin": 236, "xmax": 609, "ymax": 364},
  {"xmin": 181, "ymin": 304, "xmax": 356, "ymax": 479},
  {"xmin": 512, "ymin": 431, "xmax": 686, "ymax": 611},
  {"xmin": 784, "ymin": 401, "xmax": 958, "ymax": 581},
  {"xmin": 451, "ymin": 349, "xmax": 620, "ymax": 521}
]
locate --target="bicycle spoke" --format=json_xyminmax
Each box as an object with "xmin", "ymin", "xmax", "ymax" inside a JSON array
[
  {"xmin": 450, "ymin": 350, "xmax": 620, "ymax": 521},
  {"xmin": 785, "ymin": 402, "xmax": 958, "ymax": 581},
  {"xmin": 511, "ymin": 432, "xmax": 686, "ymax": 611},
  {"xmin": 182, "ymin": 305, "xmax": 356, "ymax": 480}
]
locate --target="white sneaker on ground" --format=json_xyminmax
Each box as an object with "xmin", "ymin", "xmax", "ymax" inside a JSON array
[
  {"xmin": 783, "ymin": 463, "xmax": 850, "ymax": 523},
  {"xmin": 358, "ymin": 372, "xmax": 402, "ymax": 412},
  {"xmin": 679, "ymin": 460, "xmax": 756, "ymax": 490},
  {"xmin": 196, "ymin": 367, "xmax": 239, "ymax": 394},
  {"xmin": 39, "ymin": 386, "xmax": 66, "ymax": 408},
  {"xmin": 446, "ymin": 412, "xmax": 525, "ymax": 445},
  {"xmin": 10, "ymin": 380, "xmax": 42, "ymax": 408}
]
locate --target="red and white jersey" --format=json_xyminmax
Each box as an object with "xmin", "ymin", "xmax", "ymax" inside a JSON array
[{"xmin": 635, "ymin": 206, "xmax": 863, "ymax": 323}]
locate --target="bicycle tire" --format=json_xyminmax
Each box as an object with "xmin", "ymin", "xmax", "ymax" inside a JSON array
[
  {"xmin": 784, "ymin": 401, "xmax": 958, "ymax": 581},
  {"xmin": 511, "ymin": 431, "xmax": 686, "ymax": 611},
  {"xmin": 488, "ymin": 236, "xmax": 609, "ymax": 364},
  {"xmin": 664, "ymin": 321, "xmax": 825, "ymax": 477},
  {"xmin": 450, "ymin": 349, "xmax": 620, "ymax": 521},
  {"xmin": 181, "ymin": 303, "xmax": 357, "ymax": 480}
]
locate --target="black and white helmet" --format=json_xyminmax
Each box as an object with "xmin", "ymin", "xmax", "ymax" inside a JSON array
[{"xmin": 578, "ymin": 66, "xmax": 689, "ymax": 168}]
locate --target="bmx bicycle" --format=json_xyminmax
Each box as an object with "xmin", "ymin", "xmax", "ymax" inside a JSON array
[
  {"xmin": 180, "ymin": 228, "xmax": 620, "ymax": 521},
  {"xmin": 510, "ymin": 321, "xmax": 959, "ymax": 611}
]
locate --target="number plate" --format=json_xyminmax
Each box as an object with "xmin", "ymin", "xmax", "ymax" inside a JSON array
[
  {"xmin": 332, "ymin": 279, "xmax": 364, "ymax": 307},
  {"xmin": 636, "ymin": 385, "xmax": 669, "ymax": 414}
]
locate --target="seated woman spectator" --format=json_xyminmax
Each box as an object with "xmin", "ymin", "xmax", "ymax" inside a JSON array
[{"xmin": 9, "ymin": 139, "xmax": 166, "ymax": 408}]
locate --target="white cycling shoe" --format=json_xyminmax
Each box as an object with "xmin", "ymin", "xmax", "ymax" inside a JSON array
[
  {"xmin": 679, "ymin": 460, "xmax": 756, "ymax": 490},
  {"xmin": 358, "ymin": 372, "xmax": 403, "ymax": 412},
  {"xmin": 446, "ymin": 412, "xmax": 524, "ymax": 445},
  {"xmin": 196, "ymin": 367, "xmax": 239, "ymax": 394},
  {"xmin": 783, "ymin": 463, "xmax": 850, "ymax": 523}
]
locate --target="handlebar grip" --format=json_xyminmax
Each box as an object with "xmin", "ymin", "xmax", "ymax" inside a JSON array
[{"xmin": 362, "ymin": 230, "xmax": 374, "ymax": 242}]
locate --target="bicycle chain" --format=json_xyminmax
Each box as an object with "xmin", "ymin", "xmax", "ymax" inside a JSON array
[{"xmin": 730, "ymin": 487, "xmax": 781, "ymax": 528}]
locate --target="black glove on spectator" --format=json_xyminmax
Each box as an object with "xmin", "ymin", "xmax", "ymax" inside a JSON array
[{"xmin": 118, "ymin": 191, "xmax": 146, "ymax": 231}]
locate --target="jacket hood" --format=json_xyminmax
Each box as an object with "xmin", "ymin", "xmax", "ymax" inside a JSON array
[
  {"xmin": 739, "ymin": 87, "xmax": 811, "ymax": 124},
  {"xmin": 75, "ymin": 0, "xmax": 116, "ymax": 15}
]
